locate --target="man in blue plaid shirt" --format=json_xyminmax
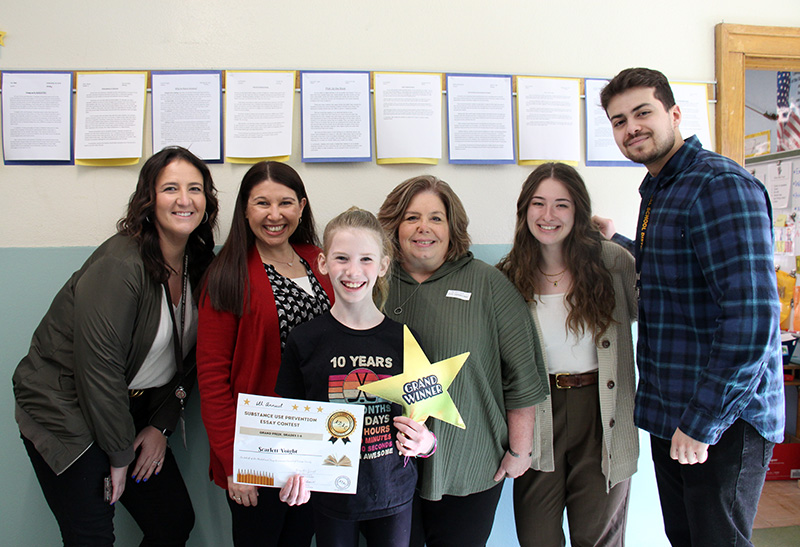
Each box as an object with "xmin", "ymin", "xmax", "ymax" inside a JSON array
[{"xmin": 594, "ymin": 68, "xmax": 784, "ymax": 546}]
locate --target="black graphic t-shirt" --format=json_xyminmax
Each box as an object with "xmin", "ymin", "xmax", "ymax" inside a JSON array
[{"xmin": 276, "ymin": 312, "xmax": 418, "ymax": 520}]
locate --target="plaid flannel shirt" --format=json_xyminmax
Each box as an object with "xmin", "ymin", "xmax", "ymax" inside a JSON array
[{"xmin": 613, "ymin": 135, "xmax": 784, "ymax": 445}]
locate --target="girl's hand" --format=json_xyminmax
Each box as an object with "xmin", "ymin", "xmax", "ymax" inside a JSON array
[
  {"xmin": 131, "ymin": 426, "xmax": 167, "ymax": 483},
  {"xmin": 227, "ymin": 475, "xmax": 259, "ymax": 507},
  {"xmin": 393, "ymin": 416, "xmax": 435, "ymax": 457},
  {"xmin": 279, "ymin": 474, "xmax": 310, "ymax": 506}
]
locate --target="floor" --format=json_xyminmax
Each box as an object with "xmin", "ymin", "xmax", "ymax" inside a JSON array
[{"xmin": 754, "ymin": 480, "xmax": 800, "ymax": 529}]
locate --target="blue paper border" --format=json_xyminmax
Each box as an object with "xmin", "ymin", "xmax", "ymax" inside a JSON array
[
  {"xmin": 150, "ymin": 70, "xmax": 224, "ymax": 163},
  {"xmin": 2, "ymin": 71, "xmax": 75, "ymax": 165},
  {"xmin": 446, "ymin": 73, "xmax": 516, "ymax": 165},
  {"xmin": 300, "ymin": 70, "xmax": 373, "ymax": 163},
  {"xmin": 583, "ymin": 78, "xmax": 637, "ymax": 168}
]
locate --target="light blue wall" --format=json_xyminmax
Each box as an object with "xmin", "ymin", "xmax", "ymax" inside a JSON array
[{"xmin": 1, "ymin": 245, "xmax": 670, "ymax": 546}]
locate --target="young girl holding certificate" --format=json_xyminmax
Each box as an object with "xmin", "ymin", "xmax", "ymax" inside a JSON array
[{"xmin": 276, "ymin": 207, "xmax": 435, "ymax": 547}]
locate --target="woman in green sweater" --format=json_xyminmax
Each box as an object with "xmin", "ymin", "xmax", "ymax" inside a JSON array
[{"xmin": 378, "ymin": 176, "xmax": 549, "ymax": 547}]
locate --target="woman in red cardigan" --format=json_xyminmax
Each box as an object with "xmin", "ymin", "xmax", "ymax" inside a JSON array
[{"xmin": 197, "ymin": 162, "xmax": 334, "ymax": 547}]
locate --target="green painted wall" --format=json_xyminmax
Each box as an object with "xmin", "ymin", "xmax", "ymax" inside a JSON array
[{"xmin": 1, "ymin": 245, "xmax": 671, "ymax": 546}]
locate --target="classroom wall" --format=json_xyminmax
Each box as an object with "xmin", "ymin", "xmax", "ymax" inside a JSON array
[{"xmin": 3, "ymin": 2, "xmax": 800, "ymax": 545}]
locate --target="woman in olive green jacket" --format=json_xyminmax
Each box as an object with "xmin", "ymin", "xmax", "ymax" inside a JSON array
[{"xmin": 13, "ymin": 147, "xmax": 218, "ymax": 546}]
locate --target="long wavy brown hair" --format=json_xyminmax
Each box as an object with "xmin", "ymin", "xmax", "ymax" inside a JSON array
[
  {"xmin": 497, "ymin": 163, "xmax": 615, "ymax": 341},
  {"xmin": 117, "ymin": 146, "xmax": 218, "ymax": 292}
]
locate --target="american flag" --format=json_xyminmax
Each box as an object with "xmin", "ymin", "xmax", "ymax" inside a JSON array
[{"xmin": 777, "ymin": 71, "xmax": 800, "ymax": 152}]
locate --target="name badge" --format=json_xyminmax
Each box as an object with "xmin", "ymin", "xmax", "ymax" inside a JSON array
[{"xmin": 446, "ymin": 290, "xmax": 471, "ymax": 301}]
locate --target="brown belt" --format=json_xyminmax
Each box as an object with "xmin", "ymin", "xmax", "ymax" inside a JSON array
[{"xmin": 550, "ymin": 371, "xmax": 598, "ymax": 389}]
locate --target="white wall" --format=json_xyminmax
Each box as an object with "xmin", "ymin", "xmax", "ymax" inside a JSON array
[{"xmin": 3, "ymin": 0, "xmax": 800, "ymax": 249}]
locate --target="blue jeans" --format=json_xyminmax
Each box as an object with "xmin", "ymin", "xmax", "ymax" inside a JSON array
[{"xmin": 650, "ymin": 419, "xmax": 773, "ymax": 547}]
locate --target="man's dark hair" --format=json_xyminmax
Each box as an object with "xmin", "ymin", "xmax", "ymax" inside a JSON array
[{"xmin": 600, "ymin": 67, "xmax": 676, "ymax": 112}]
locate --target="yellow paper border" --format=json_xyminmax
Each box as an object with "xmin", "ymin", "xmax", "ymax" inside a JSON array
[
  {"xmin": 515, "ymin": 75, "xmax": 582, "ymax": 165},
  {"xmin": 74, "ymin": 71, "xmax": 148, "ymax": 166},
  {"xmin": 224, "ymin": 70, "xmax": 297, "ymax": 163},
  {"xmin": 373, "ymin": 71, "xmax": 444, "ymax": 165},
  {"xmin": 744, "ymin": 130, "xmax": 771, "ymax": 158},
  {"xmin": 227, "ymin": 155, "xmax": 291, "ymax": 164},
  {"xmin": 377, "ymin": 157, "xmax": 438, "ymax": 165}
]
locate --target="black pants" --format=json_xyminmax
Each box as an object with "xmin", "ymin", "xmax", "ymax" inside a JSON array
[
  {"xmin": 410, "ymin": 481, "xmax": 504, "ymax": 547},
  {"xmin": 313, "ymin": 502, "xmax": 412, "ymax": 547},
  {"xmin": 23, "ymin": 435, "xmax": 194, "ymax": 546},
  {"xmin": 650, "ymin": 419, "xmax": 773, "ymax": 547},
  {"xmin": 226, "ymin": 487, "xmax": 314, "ymax": 547}
]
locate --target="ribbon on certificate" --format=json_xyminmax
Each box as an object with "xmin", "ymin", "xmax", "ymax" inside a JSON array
[{"xmin": 327, "ymin": 410, "xmax": 357, "ymax": 444}]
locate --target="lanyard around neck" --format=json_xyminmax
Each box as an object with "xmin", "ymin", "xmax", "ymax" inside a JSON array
[
  {"xmin": 636, "ymin": 195, "xmax": 655, "ymax": 277},
  {"xmin": 163, "ymin": 253, "xmax": 188, "ymax": 378}
]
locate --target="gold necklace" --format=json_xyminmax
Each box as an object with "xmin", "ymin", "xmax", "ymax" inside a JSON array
[
  {"xmin": 538, "ymin": 266, "xmax": 567, "ymax": 287},
  {"xmin": 261, "ymin": 249, "xmax": 296, "ymax": 268}
]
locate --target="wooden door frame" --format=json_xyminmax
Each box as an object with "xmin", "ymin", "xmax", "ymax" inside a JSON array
[{"xmin": 715, "ymin": 23, "xmax": 800, "ymax": 164}]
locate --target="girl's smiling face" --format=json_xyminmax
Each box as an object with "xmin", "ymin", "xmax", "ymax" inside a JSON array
[
  {"xmin": 526, "ymin": 177, "xmax": 575, "ymax": 250},
  {"xmin": 320, "ymin": 227, "xmax": 389, "ymax": 307}
]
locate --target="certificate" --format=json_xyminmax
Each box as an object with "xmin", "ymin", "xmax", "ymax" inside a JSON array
[{"xmin": 233, "ymin": 393, "xmax": 364, "ymax": 494}]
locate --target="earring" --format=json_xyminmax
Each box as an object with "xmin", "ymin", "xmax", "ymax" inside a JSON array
[
  {"xmin": 145, "ymin": 215, "xmax": 151, "ymax": 223},
  {"xmin": 299, "ymin": 215, "xmax": 303, "ymax": 224},
  {"xmin": 202, "ymin": 211, "xmax": 209, "ymax": 224}
]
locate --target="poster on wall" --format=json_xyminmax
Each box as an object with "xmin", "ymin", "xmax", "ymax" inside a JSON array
[
  {"xmin": 373, "ymin": 72, "xmax": 442, "ymax": 165},
  {"xmin": 584, "ymin": 78, "xmax": 634, "ymax": 167},
  {"xmin": 516, "ymin": 76, "xmax": 580, "ymax": 165},
  {"xmin": 671, "ymin": 82, "xmax": 712, "ymax": 151},
  {"xmin": 151, "ymin": 71, "xmax": 223, "ymax": 162},
  {"xmin": 446, "ymin": 74, "xmax": 515, "ymax": 164},
  {"xmin": 300, "ymin": 71, "xmax": 372, "ymax": 163},
  {"xmin": 1, "ymin": 71, "xmax": 73, "ymax": 164},
  {"xmin": 74, "ymin": 72, "xmax": 147, "ymax": 165},
  {"xmin": 225, "ymin": 71, "xmax": 296, "ymax": 162}
]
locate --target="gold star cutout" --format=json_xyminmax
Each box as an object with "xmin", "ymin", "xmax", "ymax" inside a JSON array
[
  {"xmin": 0, "ymin": 31, "xmax": 5, "ymax": 47},
  {"xmin": 243, "ymin": 398, "xmax": 250, "ymax": 405},
  {"xmin": 292, "ymin": 404, "xmax": 298, "ymax": 410},
  {"xmin": 359, "ymin": 326, "xmax": 468, "ymax": 428},
  {"xmin": 317, "ymin": 406, "xmax": 324, "ymax": 412},
  {"xmin": 304, "ymin": 405, "xmax": 311, "ymax": 412}
]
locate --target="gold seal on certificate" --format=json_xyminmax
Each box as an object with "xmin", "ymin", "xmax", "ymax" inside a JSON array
[
  {"xmin": 327, "ymin": 411, "xmax": 357, "ymax": 444},
  {"xmin": 233, "ymin": 393, "xmax": 364, "ymax": 494}
]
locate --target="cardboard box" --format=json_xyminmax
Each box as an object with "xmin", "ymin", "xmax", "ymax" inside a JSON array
[{"xmin": 766, "ymin": 441, "xmax": 800, "ymax": 480}]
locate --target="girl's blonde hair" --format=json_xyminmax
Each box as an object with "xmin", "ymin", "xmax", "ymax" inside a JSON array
[{"xmin": 323, "ymin": 207, "xmax": 393, "ymax": 311}]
